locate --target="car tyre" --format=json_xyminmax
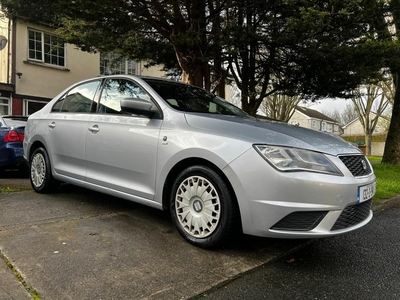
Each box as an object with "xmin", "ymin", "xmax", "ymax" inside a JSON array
[
  {"xmin": 170, "ymin": 165, "xmax": 239, "ymax": 249},
  {"xmin": 29, "ymin": 147, "xmax": 59, "ymax": 193}
]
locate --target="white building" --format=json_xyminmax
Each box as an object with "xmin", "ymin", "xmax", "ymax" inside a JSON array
[{"xmin": 288, "ymin": 106, "xmax": 343, "ymax": 135}]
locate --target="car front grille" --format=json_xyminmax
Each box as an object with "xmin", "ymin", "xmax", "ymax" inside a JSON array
[
  {"xmin": 331, "ymin": 199, "xmax": 372, "ymax": 231},
  {"xmin": 339, "ymin": 155, "xmax": 372, "ymax": 177},
  {"xmin": 271, "ymin": 211, "xmax": 328, "ymax": 231}
]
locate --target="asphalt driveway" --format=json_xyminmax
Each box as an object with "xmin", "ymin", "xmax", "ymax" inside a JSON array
[{"xmin": 1, "ymin": 176, "xmax": 305, "ymax": 299}]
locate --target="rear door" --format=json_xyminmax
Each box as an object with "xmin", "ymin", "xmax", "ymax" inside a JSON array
[
  {"xmin": 46, "ymin": 80, "xmax": 101, "ymax": 180},
  {"xmin": 85, "ymin": 78, "xmax": 162, "ymax": 200}
]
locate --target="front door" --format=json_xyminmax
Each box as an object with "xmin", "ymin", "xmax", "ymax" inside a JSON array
[{"xmin": 85, "ymin": 78, "xmax": 162, "ymax": 200}]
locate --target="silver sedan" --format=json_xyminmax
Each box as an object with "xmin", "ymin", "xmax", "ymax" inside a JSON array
[{"xmin": 23, "ymin": 75, "xmax": 376, "ymax": 248}]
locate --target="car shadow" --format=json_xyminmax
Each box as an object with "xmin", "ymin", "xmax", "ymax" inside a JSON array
[{"xmin": 0, "ymin": 169, "xmax": 29, "ymax": 179}]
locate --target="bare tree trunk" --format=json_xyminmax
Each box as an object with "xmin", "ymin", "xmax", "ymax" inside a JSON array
[
  {"xmin": 365, "ymin": 132, "xmax": 372, "ymax": 156},
  {"xmin": 382, "ymin": 73, "xmax": 400, "ymax": 163}
]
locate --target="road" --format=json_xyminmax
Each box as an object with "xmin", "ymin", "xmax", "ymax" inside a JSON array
[
  {"xmin": 0, "ymin": 174, "xmax": 305, "ymax": 300},
  {"xmin": 1, "ymin": 172, "xmax": 398, "ymax": 300},
  {"xmin": 194, "ymin": 198, "xmax": 400, "ymax": 300}
]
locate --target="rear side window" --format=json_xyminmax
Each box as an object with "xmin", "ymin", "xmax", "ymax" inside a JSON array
[{"xmin": 51, "ymin": 80, "xmax": 101, "ymax": 113}]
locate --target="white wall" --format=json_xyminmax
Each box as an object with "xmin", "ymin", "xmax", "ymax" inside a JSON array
[{"xmin": 0, "ymin": 15, "xmax": 9, "ymax": 83}]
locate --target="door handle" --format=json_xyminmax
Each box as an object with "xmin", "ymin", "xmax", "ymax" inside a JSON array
[
  {"xmin": 48, "ymin": 122, "xmax": 56, "ymax": 129},
  {"xmin": 88, "ymin": 125, "xmax": 100, "ymax": 133}
]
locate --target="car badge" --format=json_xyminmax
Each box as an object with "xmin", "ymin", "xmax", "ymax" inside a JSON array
[{"xmin": 361, "ymin": 159, "xmax": 367, "ymax": 170}]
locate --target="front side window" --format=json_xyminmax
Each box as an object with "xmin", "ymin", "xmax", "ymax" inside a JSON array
[
  {"xmin": 98, "ymin": 78, "xmax": 151, "ymax": 114},
  {"xmin": 28, "ymin": 29, "xmax": 65, "ymax": 67},
  {"xmin": 51, "ymin": 80, "xmax": 101, "ymax": 113}
]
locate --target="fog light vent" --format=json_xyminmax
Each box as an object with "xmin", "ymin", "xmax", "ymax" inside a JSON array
[
  {"xmin": 271, "ymin": 211, "xmax": 328, "ymax": 231},
  {"xmin": 331, "ymin": 199, "xmax": 372, "ymax": 231}
]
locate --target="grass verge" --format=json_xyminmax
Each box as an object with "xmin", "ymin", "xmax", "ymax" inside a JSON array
[
  {"xmin": 0, "ymin": 187, "xmax": 16, "ymax": 193},
  {"xmin": 368, "ymin": 156, "xmax": 400, "ymax": 205}
]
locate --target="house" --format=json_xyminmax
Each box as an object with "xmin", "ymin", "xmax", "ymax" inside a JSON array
[
  {"xmin": 288, "ymin": 106, "xmax": 343, "ymax": 135},
  {"xmin": 342, "ymin": 113, "xmax": 387, "ymax": 137},
  {"xmin": 0, "ymin": 14, "xmax": 167, "ymax": 116},
  {"xmin": 0, "ymin": 16, "xmax": 100, "ymax": 115},
  {"xmin": 341, "ymin": 113, "xmax": 388, "ymax": 156}
]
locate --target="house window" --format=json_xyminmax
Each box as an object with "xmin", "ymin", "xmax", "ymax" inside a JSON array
[
  {"xmin": 24, "ymin": 99, "xmax": 48, "ymax": 116},
  {"xmin": 321, "ymin": 122, "xmax": 326, "ymax": 131},
  {"xmin": 100, "ymin": 52, "xmax": 136, "ymax": 75},
  {"xmin": 28, "ymin": 29, "xmax": 65, "ymax": 67},
  {"xmin": 0, "ymin": 98, "xmax": 10, "ymax": 115},
  {"xmin": 312, "ymin": 120, "xmax": 316, "ymax": 128}
]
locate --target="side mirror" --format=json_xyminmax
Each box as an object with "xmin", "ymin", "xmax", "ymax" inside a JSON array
[{"xmin": 120, "ymin": 98, "xmax": 158, "ymax": 118}]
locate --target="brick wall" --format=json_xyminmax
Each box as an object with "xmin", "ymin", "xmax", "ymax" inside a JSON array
[{"xmin": 12, "ymin": 97, "xmax": 23, "ymax": 115}]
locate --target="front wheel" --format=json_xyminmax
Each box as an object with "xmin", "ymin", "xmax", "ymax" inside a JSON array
[
  {"xmin": 29, "ymin": 147, "xmax": 59, "ymax": 193},
  {"xmin": 170, "ymin": 165, "xmax": 239, "ymax": 248}
]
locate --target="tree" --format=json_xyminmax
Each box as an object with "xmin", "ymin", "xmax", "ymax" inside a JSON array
[
  {"xmin": 375, "ymin": 0, "xmax": 400, "ymax": 164},
  {"xmin": 322, "ymin": 103, "xmax": 360, "ymax": 126},
  {"xmin": 1, "ymin": 0, "xmax": 229, "ymax": 93},
  {"xmin": 222, "ymin": 0, "xmax": 394, "ymax": 116},
  {"xmin": 321, "ymin": 109, "xmax": 342, "ymax": 124},
  {"xmin": 1, "ymin": 0, "xmax": 396, "ymax": 115},
  {"xmin": 341, "ymin": 103, "xmax": 361, "ymax": 126},
  {"xmin": 351, "ymin": 79, "xmax": 392, "ymax": 155},
  {"xmin": 260, "ymin": 93, "xmax": 300, "ymax": 122}
]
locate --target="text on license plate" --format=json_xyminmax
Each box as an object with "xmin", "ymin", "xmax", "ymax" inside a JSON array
[{"xmin": 357, "ymin": 182, "xmax": 376, "ymax": 203}]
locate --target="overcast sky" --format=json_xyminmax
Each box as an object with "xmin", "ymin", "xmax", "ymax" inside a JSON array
[{"xmin": 300, "ymin": 98, "xmax": 351, "ymax": 114}]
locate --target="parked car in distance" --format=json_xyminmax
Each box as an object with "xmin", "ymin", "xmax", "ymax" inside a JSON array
[
  {"xmin": 0, "ymin": 115, "xmax": 28, "ymax": 172},
  {"xmin": 23, "ymin": 75, "xmax": 376, "ymax": 248}
]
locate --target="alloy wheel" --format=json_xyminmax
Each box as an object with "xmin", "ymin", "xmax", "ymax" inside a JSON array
[{"xmin": 31, "ymin": 153, "xmax": 46, "ymax": 188}]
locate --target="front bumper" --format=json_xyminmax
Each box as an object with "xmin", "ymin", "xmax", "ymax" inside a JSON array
[{"xmin": 224, "ymin": 148, "xmax": 375, "ymax": 238}]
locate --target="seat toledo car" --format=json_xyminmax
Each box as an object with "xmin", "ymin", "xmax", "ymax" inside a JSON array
[{"xmin": 23, "ymin": 75, "xmax": 376, "ymax": 248}]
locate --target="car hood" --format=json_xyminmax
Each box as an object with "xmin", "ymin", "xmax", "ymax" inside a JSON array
[{"xmin": 184, "ymin": 114, "xmax": 360, "ymax": 156}]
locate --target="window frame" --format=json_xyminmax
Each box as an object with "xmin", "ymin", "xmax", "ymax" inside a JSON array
[
  {"xmin": 99, "ymin": 52, "xmax": 137, "ymax": 75},
  {"xmin": 27, "ymin": 28, "xmax": 66, "ymax": 68},
  {"xmin": 311, "ymin": 120, "xmax": 316, "ymax": 128},
  {"xmin": 0, "ymin": 97, "xmax": 11, "ymax": 115},
  {"xmin": 23, "ymin": 99, "xmax": 48, "ymax": 116}
]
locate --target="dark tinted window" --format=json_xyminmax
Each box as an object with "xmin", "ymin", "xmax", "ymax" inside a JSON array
[{"xmin": 143, "ymin": 79, "xmax": 247, "ymax": 117}]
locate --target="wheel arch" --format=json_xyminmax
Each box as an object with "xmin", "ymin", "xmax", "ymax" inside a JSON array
[
  {"xmin": 161, "ymin": 157, "xmax": 242, "ymax": 230},
  {"xmin": 27, "ymin": 140, "xmax": 46, "ymax": 161}
]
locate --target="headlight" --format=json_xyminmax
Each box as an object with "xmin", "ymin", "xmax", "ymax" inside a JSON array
[{"xmin": 253, "ymin": 145, "xmax": 343, "ymax": 175}]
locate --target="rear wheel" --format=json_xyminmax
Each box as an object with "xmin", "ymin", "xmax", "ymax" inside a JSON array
[
  {"xmin": 29, "ymin": 147, "xmax": 59, "ymax": 193},
  {"xmin": 170, "ymin": 165, "xmax": 238, "ymax": 248}
]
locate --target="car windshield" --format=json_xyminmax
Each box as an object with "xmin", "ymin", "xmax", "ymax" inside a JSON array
[{"xmin": 143, "ymin": 78, "xmax": 248, "ymax": 117}]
